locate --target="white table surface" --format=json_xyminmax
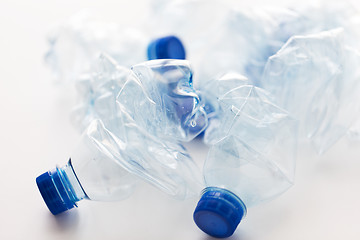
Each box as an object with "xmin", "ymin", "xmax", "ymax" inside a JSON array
[{"xmin": 1, "ymin": 0, "xmax": 360, "ymax": 239}]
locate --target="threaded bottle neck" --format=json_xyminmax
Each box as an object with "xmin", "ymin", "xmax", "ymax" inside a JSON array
[
  {"xmin": 36, "ymin": 160, "xmax": 86, "ymax": 215},
  {"xmin": 59, "ymin": 159, "xmax": 86, "ymax": 203}
]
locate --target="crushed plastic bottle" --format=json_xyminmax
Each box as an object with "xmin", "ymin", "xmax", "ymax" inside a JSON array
[
  {"xmin": 197, "ymin": 72, "xmax": 251, "ymax": 139},
  {"xmin": 151, "ymin": 1, "xmax": 360, "ymax": 153},
  {"xmin": 40, "ymin": 1, "xmax": 360, "ymax": 232},
  {"xmin": 261, "ymin": 28, "xmax": 360, "ymax": 153},
  {"xmin": 45, "ymin": 10, "xmax": 186, "ymax": 83},
  {"xmin": 45, "ymin": 11, "xmax": 146, "ymax": 83},
  {"xmin": 118, "ymin": 59, "xmax": 207, "ymax": 141},
  {"xmin": 150, "ymin": 0, "xmax": 359, "ymax": 87},
  {"xmin": 71, "ymin": 53, "xmax": 131, "ymax": 132},
  {"xmin": 73, "ymin": 54, "xmax": 207, "ymax": 141},
  {"xmin": 36, "ymin": 117, "xmax": 202, "ymax": 215},
  {"xmin": 193, "ymin": 73, "xmax": 297, "ymax": 238},
  {"xmin": 37, "ymin": 56, "xmax": 207, "ymax": 215}
]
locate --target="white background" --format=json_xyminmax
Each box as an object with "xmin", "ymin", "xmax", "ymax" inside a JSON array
[{"xmin": 1, "ymin": 0, "xmax": 360, "ymax": 239}]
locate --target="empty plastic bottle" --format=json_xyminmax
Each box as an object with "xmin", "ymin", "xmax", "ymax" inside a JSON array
[
  {"xmin": 193, "ymin": 74, "xmax": 297, "ymax": 238},
  {"xmin": 36, "ymin": 118, "xmax": 202, "ymax": 215},
  {"xmin": 73, "ymin": 54, "xmax": 206, "ymax": 141},
  {"xmin": 37, "ymin": 56, "xmax": 206, "ymax": 215},
  {"xmin": 150, "ymin": 0, "xmax": 358, "ymax": 88},
  {"xmin": 150, "ymin": 0, "xmax": 360, "ymax": 154},
  {"xmin": 119, "ymin": 59, "xmax": 207, "ymax": 141},
  {"xmin": 261, "ymin": 28, "xmax": 360, "ymax": 153},
  {"xmin": 46, "ymin": 11, "xmax": 186, "ymax": 83}
]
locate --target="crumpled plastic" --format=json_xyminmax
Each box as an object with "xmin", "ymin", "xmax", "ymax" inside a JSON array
[
  {"xmin": 73, "ymin": 54, "xmax": 207, "ymax": 141},
  {"xmin": 199, "ymin": 72, "xmax": 297, "ymax": 206},
  {"xmin": 147, "ymin": 1, "xmax": 360, "ymax": 153},
  {"xmin": 45, "ymin": 11, "xmax": 148, "ymax": 83},
  {"xmin": 46, "ymin": 1, "xmax": 360, "ymax": 157},
  {"xmin": 72, "ymin": 55, "xmax": 205, "ymax": 199},
  {"xmin": 150, "ymin": 1, "xmax": 359, "ymax": 86},
  {"xmin": 261, "ymin": 29, "xmax": 360, "ymax": 153}
]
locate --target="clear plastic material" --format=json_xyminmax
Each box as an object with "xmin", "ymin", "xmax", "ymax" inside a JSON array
[
  {"xmin": 150, "ymin": 0, "xmax": 359, "ymax": 87},
  {"xmin": 201, "ymin": 74, "xmax": 297, "ymax": 208},
  {"xmin": 151, "ymin": 0, "xmax": 360, "ymax": 153},
  {"xmin": 71, "ymin": 53, "xmax": 131, "ymax": 132},
  {"xmin": 72, "ymin": 55, "xmax": 207, "ymax": 141},
  {"xmin": 118, "ymin": 59, "xmax": 207, "ymax": 141},
  {"xmin": 149, "ymin": 1, "xmax": 360, "ymax": 152},
  {"xmin": 70, "ymin": 57, "xmax": 206, "ymax": 198},
  {"xmin": 261, "ymin": 29, "xmax": 360, "ymax": 153},
  {"xmin": 45, "ymin": 11, "xmax": 148, "ymax": 83},
  {"xmin": 37, "ymin": 110, "xmax": 203, "ymax": 214},
  {"xmin": 38, "ymin": 57, "xmax": 206, "ymax": 214},
  {"xmin": 192, "ymin": 73, "xmax": 297, "ymax": 237},
  {"xmin": 197, "ymin": 72, "xmax": 251, "ymax": 139},
  {"xmin": 71, "ymin": 119, "xmax": 202, "ymax": 201},
  {"xmin": 70, "ymin": 121, "xmax": 138, "ymax": 201}
]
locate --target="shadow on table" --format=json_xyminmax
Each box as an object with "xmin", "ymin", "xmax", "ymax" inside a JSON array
[
  {"xmin": 49, "ymin": 209, "xmax": 80, "ymax": 232},
  {"xmin": 200, "ymin": 231, "xmax": 248, "ymax": 240}
]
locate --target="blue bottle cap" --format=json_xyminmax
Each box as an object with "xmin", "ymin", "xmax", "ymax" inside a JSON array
[
  {"xmin": 147, "ymin": 36, "xmax": 186, "ymax": 60},
  {"xmin": 193, "ymin": 187, "xmax": 247, "ymax": 238},
  {"xmin": 36, "ymin": 168, "xmax": 76, "ymax": 215}
]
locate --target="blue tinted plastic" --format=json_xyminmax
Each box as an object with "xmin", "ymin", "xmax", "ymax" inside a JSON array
[
  {"xmin": 147, "ymin": 36, "xmax": 186, "ymax": 60},
  {"xmin": 118, "ymin": 59, "xmax": 207, "ymax": 141},
  {"xmin": 192, "ymin": 73, "xmax": 297, "ymax": 237},
  {"xmin": 73, "ymin": 56, "xmax": 207, "ymax": 142},
  {"xmin": 193, "ymin": 187, "xmax": 246, "ymax": 238},
  {"xmin": 36, "ymin": 165, "xmax": 79, "ymax": 215}
]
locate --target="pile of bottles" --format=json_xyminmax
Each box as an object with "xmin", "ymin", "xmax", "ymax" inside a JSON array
[{"xmin": 36, "ymin": 1, "xmax": 360, "ymax": 238}]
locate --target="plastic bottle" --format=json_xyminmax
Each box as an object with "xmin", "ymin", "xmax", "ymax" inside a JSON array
[
  {"xmin": 36, "ymin": 118, "xmax": 202, "ymax": 215},
  {"xmin": 150, "ymin": 0, "xmax": 358, "ymax": 88},
  {"xmin": 73, "ymin": 54, "xmax": 206, "ymax": 141},
  {"xmin": 121, "ymin": 59, "xmax": 207, "ymax": 141},
  {"xmin": 45, "ymin": 11, "xmax": 186, "ymax": 83},
  {"xmin": 37, "ymin": 56, "xmax": 206, "ymax": 215},
  {"xmin": 193, "ymin": 74, "xmax": 297, "ymax": 238},
  {"xmin": 261, "ymin": 28, "xmax": 360, "ymax": 153},
  {"xmin": 150, "ymin": 0, "xmax": 360, "ymax": 154}
]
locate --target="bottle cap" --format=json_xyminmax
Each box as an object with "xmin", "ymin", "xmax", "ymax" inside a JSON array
[
  {"xmin": 36, "ymin": 168, "xmax": 76, "ymax": 215},
  {"xmin": 147, "ymin": 36, "xmax": 186, "ymax": 60},
  {"xmin": 193, "ymin": 187, "xmax": 246, "ymax": 238}
]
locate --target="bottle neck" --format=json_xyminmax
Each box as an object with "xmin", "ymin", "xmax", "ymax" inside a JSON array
[{"xmin": 58, "ymin": 160, "xmax": 86, "ymax": 203}]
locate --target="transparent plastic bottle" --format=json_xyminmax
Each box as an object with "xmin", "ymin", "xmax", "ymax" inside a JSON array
[
  {"xmin": 36, "ymin": 119, "xmax": 202, "ymax": 215},
  {"xmin": 261, "ymin": 28, "xmax": 360, "ymax": 153},
  {"xmin": 73, "ymin": 54, "xmax": 207, "ymax": 142},
  {"xmin": 150, "ymin": 0, "xmax": 357, "ymax": 88},
  {"xmin": 119, "ymin": 59, "xmax": 207, "ymax": 141},
  {"xmin": 45, "ymin": 11, "xmax": 186, "ymax": 83},
  {"xmin": 193, "ymin": 74, "xmax": 297, "ymax": 238},
  {"xmin": 38, "ymin": 56, "xmax": 205, "ymax": 215}
]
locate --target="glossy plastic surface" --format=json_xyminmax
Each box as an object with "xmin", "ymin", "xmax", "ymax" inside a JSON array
[
  {"xmin": 118, "ymin": 59, "xmax": 207, "ymax": 142},
  {"xmin": 261, "ymin": 29, "xmax": 360, "ymax": 153},
  {"xmin": 193, "ymin": 187, "xmax": 246, "ymax": 238},
  {"xmin": 147, "ymin": 36, "xmax": 186, "ymax": 60},
  {"xmin": 201, "ymin": 74, "xmax": 297, "ymax": 208}
]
